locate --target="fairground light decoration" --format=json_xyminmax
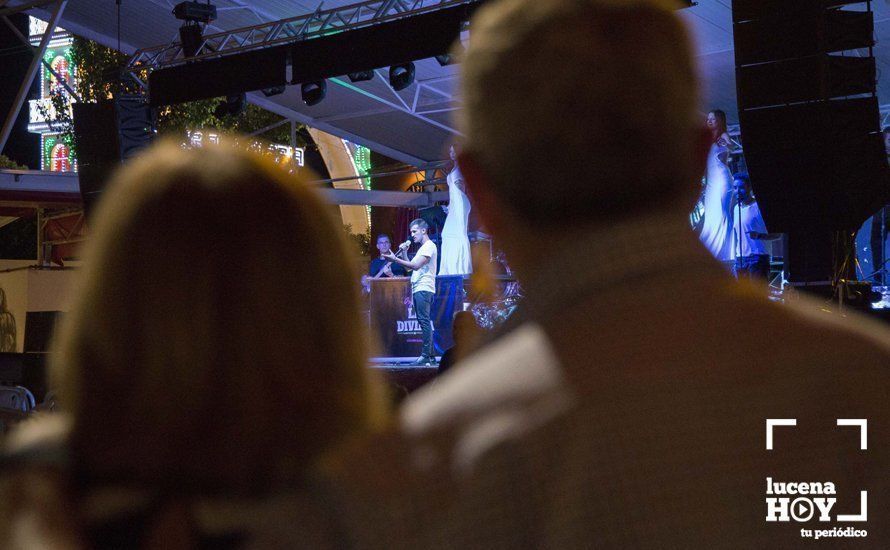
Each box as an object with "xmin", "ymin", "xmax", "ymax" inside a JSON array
[{"xmin": 27, "ymin": 16, "xmax": 77, "ymax": 172}]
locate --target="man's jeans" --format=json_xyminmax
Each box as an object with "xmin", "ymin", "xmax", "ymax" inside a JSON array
[{"xmin": 413, "ymin": 290, "xmax": 434, "ymax": 358}]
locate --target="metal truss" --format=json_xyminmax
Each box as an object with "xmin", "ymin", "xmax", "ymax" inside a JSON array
[
  {"xmin": 0, "ymin": 0, "xmax": 67, "ymax": 153},
  {"xmin": 328, "ymin": 71, "xmax": 460, "ymax": 136},
  {"xmin": 127, "ymin": 0, "xmax": 471, "ymax": 72}
]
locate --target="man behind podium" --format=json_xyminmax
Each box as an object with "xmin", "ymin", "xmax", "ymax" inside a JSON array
[{"xmin": 369, "ymin": 234, "xmax": 406, "ymax": 278}]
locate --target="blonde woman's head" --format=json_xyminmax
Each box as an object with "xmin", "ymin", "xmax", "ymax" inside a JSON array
[{"xmin": 52, "ymin": 140, "xmax": 385, "ymax": 494}]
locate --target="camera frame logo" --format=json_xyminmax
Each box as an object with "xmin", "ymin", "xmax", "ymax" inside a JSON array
[{"xmin": 764, "ymin": 419, "xmax": 868, "ymax": 540}]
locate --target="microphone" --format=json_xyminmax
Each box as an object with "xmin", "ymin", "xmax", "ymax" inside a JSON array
[{"xmin": 398, "ymin": 239, "xmax": 412, "ymax": 250}]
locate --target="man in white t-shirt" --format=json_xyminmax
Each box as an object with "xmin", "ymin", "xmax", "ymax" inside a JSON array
[
  {"xmin": 384, "ymin": 218, "xmax": 438, "ymax": 365},
  {"xmin": 729, "ymin": 173, "xmax": 772, "ymax": 280}
]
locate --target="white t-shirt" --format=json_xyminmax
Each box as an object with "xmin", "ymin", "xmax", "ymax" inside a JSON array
[
  {"xmin": 410, "ymin": 239, "xmax": 438, "ymax": 294},
  {"xmin": 730, "ymin": 201, "xmax": 768, "ymax": 257}
]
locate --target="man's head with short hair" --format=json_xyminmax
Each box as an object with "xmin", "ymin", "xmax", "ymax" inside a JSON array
[
  {"xmin": 732, "ymin": 172, "xmax": 752, "ymax": 202},
  {"xmin": 409, "ymin": 218, "xmax": 430, "ymax": 244},
  {"xmin": 376, "ymin": 234, "xmax": 392, "ymax": 254},
  {"xmin": 457, "ymin": 0, "xmax": 702, "ymax": 229}
]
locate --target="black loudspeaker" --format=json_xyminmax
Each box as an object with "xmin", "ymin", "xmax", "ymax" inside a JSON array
[
  {"xmin": 73, "ymin": 96, "xmax": 155, "ymax": 216},
  {"xmin": 178, "ymin": 23, "xmax": 204, "ymax": 58},
  {"xmin": 150, "ymin": 45, "xmax": 288, "ymax": 106},
  {"xmin": 733, "ymin": 1, "xmax": 890, "ymax": 283}
]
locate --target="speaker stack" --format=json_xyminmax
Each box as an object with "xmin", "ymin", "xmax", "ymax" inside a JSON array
[
  {"xmin": 72, "ymin": 96, "xmax": 155, "ymax": 217},
  {"xmin": 732, "ymin": 0, "xmax": 890, "ymax": 284}
]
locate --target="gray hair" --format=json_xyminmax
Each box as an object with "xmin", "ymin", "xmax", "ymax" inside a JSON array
[{"xmin": 457, "ymin": 0, "xmax": 700, "ymax": 227}]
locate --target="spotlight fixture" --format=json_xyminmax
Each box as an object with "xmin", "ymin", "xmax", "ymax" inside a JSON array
[
  {"xmin": 434, "ymin": 44, "xmax": 463, "ymax": 66},
  {"xmin": 261, "ymin": 85, "xmax": 286, "ymax": 97},
  {"xmin": 301, "ymin": 80, "xmax": 327, "ymax": 106},
  {"xmin": 214, "ymin": 93, "xmax": 246, "ymax": 118},
  {"xmin": 389, "ymin": 62, "xmax": 415, "ymax": 91},
  {"xmin": 348, "ymin": 70, "xmax": 375, "ymax": 83},
  {"xmin": 178, "ymin": 23, "xmax": 204, "ymax": 58},
  {"xmin": 434, "ymin": 54, "xmax": 456, "ymax": 66},
  {"xmin": 173, "ymin": 1, "xmax": 217, "ymax": 23}
]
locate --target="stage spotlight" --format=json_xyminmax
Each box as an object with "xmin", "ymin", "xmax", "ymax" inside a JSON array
[
  {"xmin": 261, "ymin": 85, "xmax": 286, "ymax": 97},
  {"xmin": 434, "ymin": 54, "xmax": 456, "ymax": 66},
  {"xmin": 389, "ymin": 62, "xmax": 415, "ymax": 91},
  {"xmin": 173, "ymin": 1, "xmax": 217, "ymax": 23},
  {"xmin": 174, "ymin": 2, "xmax": 216, "ymax": 58},
  {"xmin": 434, "ymin": 44, "xmax": 463, "ymax": 66},
  {"xmin": 348, "ymin": 70, "xmax": 375, "ymax": 83},
  {"xmin": 301, "ymin": 80, "xmax": 327, "ymax": 106}
]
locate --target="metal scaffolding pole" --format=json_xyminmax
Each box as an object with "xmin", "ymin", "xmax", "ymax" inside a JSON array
[
  {"xmin": 0, "ymin": 15, "xmax": 82, "ymax": 102},
  {"xmin": 0, "ymin": 0, "xmax": 68, "ymax": 153}
]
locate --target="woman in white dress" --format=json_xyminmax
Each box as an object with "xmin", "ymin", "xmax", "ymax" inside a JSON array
[
  {"xmin": 439, "ymin": 145, "xmax": 473, "ymax": 275},
  {"xmin": 699, "ymin": 109, "xmax": 736, "ymax": 262}
]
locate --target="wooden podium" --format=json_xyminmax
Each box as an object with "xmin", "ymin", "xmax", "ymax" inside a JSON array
[
  {"xmin": 369, "ymin": 276, "xmax": 464, "ymax": 359},
  {"xmin": 369, "ymin": 277, "xmax": 419, "ymax": 358}
]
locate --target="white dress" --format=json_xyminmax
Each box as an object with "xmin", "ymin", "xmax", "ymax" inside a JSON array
[
  {"xmin": 699, "ymin": 142, "xmax": 734, "ymax": 261},
  {"xmin": 439, "ymin": 167, "xmax": 473, "ymax": 275}
]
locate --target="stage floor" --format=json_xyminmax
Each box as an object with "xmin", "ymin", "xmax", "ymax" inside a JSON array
[{"xmin": 370, "ymin": 360, "xmax": 439, "ymax": 398}]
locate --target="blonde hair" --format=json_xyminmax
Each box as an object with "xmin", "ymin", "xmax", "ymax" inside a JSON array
[
  {"xmin": 52, "ymin": 140, "xmax": 386, "ymax": 494},
  {"xmin": 458, "ymin": 0, "xmax": 700, "ymax": 226}
]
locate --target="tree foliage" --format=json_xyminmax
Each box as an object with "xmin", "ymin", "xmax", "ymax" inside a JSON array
[
  {"xmin": 343, "ymin": 223, "xmax": 371, "ymax": 257},
  {"xmin": 0, "ymin": 154, "xmax": 28, "ymax": 170}
]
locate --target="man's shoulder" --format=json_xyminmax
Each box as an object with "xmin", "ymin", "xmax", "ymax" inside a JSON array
[
  {"xmin": 400, "ymin": 323, "xmax": 574, "ymax": 457},
  {"xmin": 419, "ymin": 239, "xmax": 437, "ymax": 257}
]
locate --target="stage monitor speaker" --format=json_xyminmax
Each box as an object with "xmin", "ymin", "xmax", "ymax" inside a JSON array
[{"xmin": 73, "ymin": 97, "xmax": 155, "ymax": 216}]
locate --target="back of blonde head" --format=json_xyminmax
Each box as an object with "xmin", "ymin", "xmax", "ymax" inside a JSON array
[
  {"xmin": 458, "ymin": 0, "xmax": 699, "ymax": 226},
  {"xmin": 52, "ymin": 141, "xmax": 385, "ymax": 494}
]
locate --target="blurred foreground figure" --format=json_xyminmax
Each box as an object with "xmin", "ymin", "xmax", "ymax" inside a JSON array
[
  {"xmin": 0, "ymin": 141, "xmax": 386, "ymax": 549},
  {"xmin": 325, "ymin": 0, "xmax": 890, "ymax": 548}
]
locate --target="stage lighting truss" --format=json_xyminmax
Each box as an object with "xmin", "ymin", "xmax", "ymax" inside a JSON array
[{"xmin": 128, "ymin": 0, "xmax": 475, "ymax": 77}]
